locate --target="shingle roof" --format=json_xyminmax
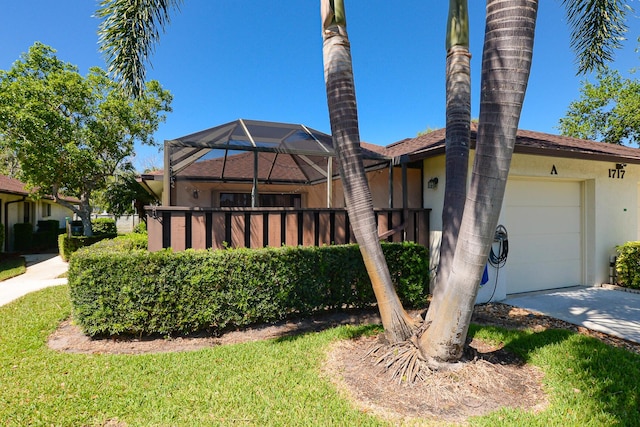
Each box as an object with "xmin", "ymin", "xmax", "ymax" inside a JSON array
[
  {"xmin": 0, "ymin": 175, "xmax": 29, "ymax": 195},
  {"xmin": 0, "ymin": 174, "xmax": 79, "ymax": 203},
  {"xmin": 387, "ymin": 124, "xmax": 640, "ymax": 164},
  {"xmin": 142, "ymin": 122, "xmax": 640, "ymax": 187}
]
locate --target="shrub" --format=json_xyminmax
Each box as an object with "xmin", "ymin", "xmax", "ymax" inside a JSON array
[
  {"xmin": 33, "ymin": 220, "xmax": 62, "ymax": 250},
  {"xmin": 13, "ymin": 223, "xmax": 33, "ymax": 252},
  {"xmin": 616, "ymin": 242, "xmax": 640, "ymax": 289},
  {"xmin": 68, "ymin": 242, "xmax": 429, "ymax": 337},
  {"xmin": 132, "ymin": 221, "xmax": 147, "ymax": 234},
  {"xmin": 92, "ymin": 218, "xmax": 117, "ymax": 235},
  {"xmin": 91, "ymin": 233, "xmax": 148, "ymax": 251},
  {"xmin": 58, "ymin": 234, "xmax": 117, "ymax": 262}
]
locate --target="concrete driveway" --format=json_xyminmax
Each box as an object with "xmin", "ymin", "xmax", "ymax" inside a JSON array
[
  {"xmin": 0, "ymin": 254, "xmax": 68, "ymax": 307},
  {"xmin": 505, "ymin": 286, "xmax": 640, "ymax": 344}
]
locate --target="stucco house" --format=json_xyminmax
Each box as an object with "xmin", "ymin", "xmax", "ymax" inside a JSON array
[
  {"xmin": 390, "ymin": 125, "xmax": 640, "ymax": 301},
  {"xmin": 0, "ymin": 175, "xmax": 75, "ymax": 252},
  {"xmin": 141, "ymin": 120, "xmax": 640, "ymax": 300}
]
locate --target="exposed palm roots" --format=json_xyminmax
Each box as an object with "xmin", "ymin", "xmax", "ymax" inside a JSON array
[{"xmin": 366, "ymin": 340, "xmax": 431, "ymax": 384}]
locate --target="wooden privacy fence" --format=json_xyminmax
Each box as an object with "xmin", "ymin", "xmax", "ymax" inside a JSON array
[{"xmin": 145, "ymin": 207, "xmax": 430, "ymax": 251}]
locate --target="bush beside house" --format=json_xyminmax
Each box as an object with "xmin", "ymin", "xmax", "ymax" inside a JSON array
[
  {"xmin": 12, "ymin": 223, "xmax": 33, "ymax": 252},
  {"xmin": 616, "ymin": 241, "xmax": 640, "ymax": 289},
  {"xmin": 58, "ymin": 218, "xmax": 119, "ymax": 261},
  {"xmin": 68, "ymin": 242, "xmax": 429, "ymax": 337}
]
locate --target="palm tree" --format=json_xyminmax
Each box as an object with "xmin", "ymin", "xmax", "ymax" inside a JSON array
[
  {"xmin": 416, "ymin": 0, "xmax": 539, "ymax": 362},
  {"xmin": 417, "ymin": 0, "xmax": 631, "ymax": 363},
  {"xmin": 321, "ymin": 0, "xmax": 417, "ymax": 343},
  {"xmin": 97, "ymin": 0, "xmax": 182, "ymax": 97},
  {"xmin": 434, "ymin": 0, "xmax": 471, "ymax": 293},
  {"xmin": 98, "ymin": 0, "xmax": 418, "ymax": 343},
  {"xmin": 96, "ymin": 0, "xmax": 631, "ymax": 363}
]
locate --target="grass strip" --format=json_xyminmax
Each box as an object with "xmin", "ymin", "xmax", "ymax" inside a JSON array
[{"xmin": 0, "ymin": 287, "xmax": 639, "ymax": 426}]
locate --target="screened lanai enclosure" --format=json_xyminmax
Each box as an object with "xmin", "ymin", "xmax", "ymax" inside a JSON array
[{"xmin": 143, "ymin": 119, "xmax": 429, "ymax": 251}]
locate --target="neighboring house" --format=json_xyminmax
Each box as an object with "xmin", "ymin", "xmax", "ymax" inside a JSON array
[
  {"xmin": 0, "ymin": 175, "xmax": 75, "ymax": 252},
  {"xmin": 141, "ymin": 119, "xmax": 640, "ymax": 300}
]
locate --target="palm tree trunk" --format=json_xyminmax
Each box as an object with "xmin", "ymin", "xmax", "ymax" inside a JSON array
[
  {"xmin": 433, "ymin": 0, "xmax": 471, "ymax": 294},
  {"xmin": 418, "ymin": 0, "xmax": 538, "ymax": 362},
  {"xmin": 321, "ymin": 0, "xmax": 416, "ymax": 343}
]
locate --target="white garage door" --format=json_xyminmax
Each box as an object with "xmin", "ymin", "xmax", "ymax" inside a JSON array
[{"xmin": 503, "ymin": 179, "xmax": 582, "ymax": 294}]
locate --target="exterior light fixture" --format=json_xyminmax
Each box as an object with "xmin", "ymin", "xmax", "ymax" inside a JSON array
[
  {"xmin": 192, "ymin": 189, "xmax": 199, "ymax": 199},
  {"xmin": 428, "ymin": 177, "xmax": 439, "ymax": 189}
]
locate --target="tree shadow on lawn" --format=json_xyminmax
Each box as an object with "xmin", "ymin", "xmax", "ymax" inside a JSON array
[{"xmin": 470, "ymin": 325, "xmax": 640, "ymax": 424}]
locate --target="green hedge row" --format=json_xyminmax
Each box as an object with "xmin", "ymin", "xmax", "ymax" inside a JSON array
[
  {"xmin": 13, "ymin": 223, "xmax": 33, "ymax": 252},
  {"xmin": 92, "ymin": 218, "xmax": 117, "ymax": 235},
  {"xmin": 68, "ymin": 242, "xmax": 429, "ymax": 337},
  {"xmin": 58, "ymin": 234, "xmax": 117, "ymax": 261},
  {"xmin": 616, "ymin": 241, "xmax": 640, "ymax": 289}
]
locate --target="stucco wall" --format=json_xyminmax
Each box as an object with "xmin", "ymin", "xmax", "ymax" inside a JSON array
[
  {"xmin": 422, "ymin": 151, "xmax": 640, "ymax": 297},
  {"xmin": 172, "ymin": 166, "xmax": 422, "ymax": 209}
]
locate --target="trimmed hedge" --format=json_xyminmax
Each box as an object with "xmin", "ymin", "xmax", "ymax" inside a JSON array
[
  {"xmin": 92, "ymin": 218, "xmax": 117, "ymax": 235},
  {"xmin": 90, "ymin": 233, "xmax": 148, "ymax": 251},
  {"xmin": 33, "ymin": 220, "xmax": 63, "ymax": 250},
  {"xmin": 58, "ymin": 234, "xmax": 118, "ymax": 261},
  {"xmin": 616, "ymin": 241, "xmax": 640, "ymax": 289},
  {"xmin": 13, "ymin": 223, "xmax": 33, "ymax": 252},
  {"xmin": 68, "ymin": 242, "xmax": 429, "ymax": 337}
]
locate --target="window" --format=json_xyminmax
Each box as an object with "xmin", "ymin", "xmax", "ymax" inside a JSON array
[
  {"xmin": 220, "ymin": 193, "xmax": 301, "ymax": 208},
  {"xmin": 44, "ymin": 203, "xmax": 52, "ymax": 217}
]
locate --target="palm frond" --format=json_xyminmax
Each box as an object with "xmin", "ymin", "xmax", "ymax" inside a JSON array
[
  {"xmin": 563, "ymin": 0, "xmax": 631, "ymax": 74},
  {"xmin": 97, "ymin": 0, "xmax": 182, "ymax": 97}
]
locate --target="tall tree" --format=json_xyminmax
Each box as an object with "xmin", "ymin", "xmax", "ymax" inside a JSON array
[
  {"xmin": 321, "ymin": 0, "xmax": 417, "ymax": 343},
  {"xmin": 96, "ymin": 170, "xmax": 159, "ymax": 223},
  {"xmin": 418, "ymin": 0, "xmax": 631, "ymax": 364},
  {"xmin": 98, "ymin": 0, "xmax": 417, "ymax": 343},
  {"xmin": 417, "ymin": 0, "xmax": 539, "ymax": 362},
  {"xmin": 98, "ymin": 0, "xmax": 182, "ymax": 97},
  {"xmin": 558, "ymin": 67, "xmax": 640, "ymax": 145},
  {"xmin": 96, "ymin": 0, "xmax": 632, "ymax": 364},
  {"xmin": 436, "ymin": 0, "xmax": 472, "ymax": 292},
  {"xmin": 0, "ymin": 43, "xmax": 172, "ymax": 236}
]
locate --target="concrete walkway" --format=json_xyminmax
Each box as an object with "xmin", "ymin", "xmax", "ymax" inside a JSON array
[
  {"xmin": 0, "ymin": 254, "xmax": 68, "ymax": 307},
  {"xmin": 505, "ymin": 286, "xmax": 640, "ymax": 344}
]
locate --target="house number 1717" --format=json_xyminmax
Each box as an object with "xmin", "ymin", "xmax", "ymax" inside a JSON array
[{"xmin": 609, "ymin": 169, "xmax": 625, "ymax": 179}]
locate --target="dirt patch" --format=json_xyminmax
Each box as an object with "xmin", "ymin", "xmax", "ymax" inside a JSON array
[
  {"xmin": 47, "ymin": 303, "xmax": 640, "ymax": 424},
  {"xmin": 47, "ymin": 310, "xmax": 383, "ymax": 354},
  {"xmin": 324, "ymin": 335, "xmax": 547, "ymax": 424}
]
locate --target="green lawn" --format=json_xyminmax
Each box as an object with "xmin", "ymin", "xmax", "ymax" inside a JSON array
[
  {"xmin": 0, "ymin": 256, "xmax": 26, "ymax": 281},
  {"xmin": 1, "ymin": 286, "xmax": 639, "ymax": 426}
]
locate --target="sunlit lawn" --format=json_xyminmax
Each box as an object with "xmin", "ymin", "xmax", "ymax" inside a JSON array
[{"xmin": 1, "ymin": 285, "xmax": 639, "ymax": 426}]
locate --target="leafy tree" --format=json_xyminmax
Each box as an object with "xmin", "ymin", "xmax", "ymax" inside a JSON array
[
  {"xmin": 98, "ymin": 171, "xmax": 158, "ymax": 223},
  {"xmin": 0, "ymin": 138, "xmax": 20, "ymax": 177},
  {"xmin": 558, "ymin": 67, "xmax": 640, "ymax": 145},
  {"xmin": 0, "ymin": 43, "xmax": 172, "ymax": 236}
]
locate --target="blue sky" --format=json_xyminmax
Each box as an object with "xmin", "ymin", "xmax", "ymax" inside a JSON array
[{"xmin": 1, "ymin": 1, "xmax": 639, "ymax": 170}]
